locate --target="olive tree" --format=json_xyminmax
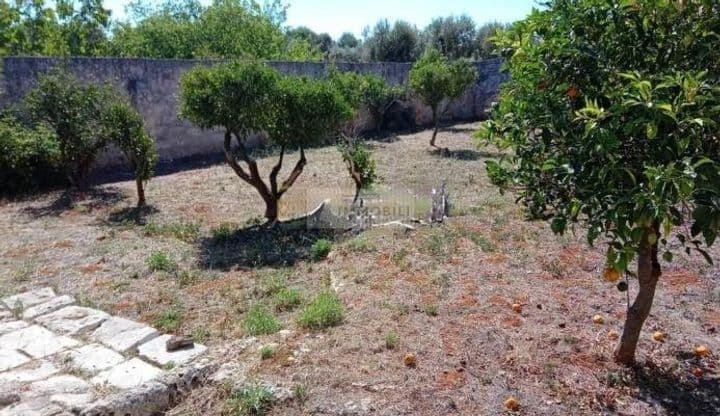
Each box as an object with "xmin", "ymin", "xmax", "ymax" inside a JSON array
[
  {"xmin": 422, "ymin": 15, "xmax": 477, "ymax": 59},
  {"xmin": 410, "ymin": 48, "xmax": 477, "ymax": 147},
  {"xmin": 100, "ymin": 102, "xmax": 159, "ymax": 206},
  {"xmin": 479, "ymin": 0, "xmax": 720, "ymax": 365},
  {"xmin": 180, "ymin": 61, "xmax": 352, "ymax": 224}
]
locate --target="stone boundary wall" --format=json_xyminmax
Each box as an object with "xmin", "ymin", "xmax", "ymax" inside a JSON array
[{"xmin": 0, "ymin": 57, "xmax": 505, "ymax": 168}]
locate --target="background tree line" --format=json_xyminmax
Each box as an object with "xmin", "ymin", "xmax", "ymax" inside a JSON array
[{"xmin": 0, "ymin": 0, "xmax": 505, "ymax": 62}]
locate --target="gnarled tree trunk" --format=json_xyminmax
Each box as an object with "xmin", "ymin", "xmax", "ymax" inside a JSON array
[
  {"xmin": 223, "ymin": 131, "xmax": 306, "ymax": 225},
  {"xmin": 615, "ymin": 222, "xmax": 661, "ymax": 365}
]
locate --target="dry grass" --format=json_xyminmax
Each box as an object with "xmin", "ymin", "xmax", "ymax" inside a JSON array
[{"xmin": 1, "ymin": 124, "xmax": 719, "ymax": 415}]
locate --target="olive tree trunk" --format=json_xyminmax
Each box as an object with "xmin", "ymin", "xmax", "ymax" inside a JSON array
[
  {"xmin": 430, "ymin": 106, "xmax": 439, "ymax": 147},
  {"xmin": 223, "ymin": 131, "xmax": 306, "ymax": 225},
  {"xmin": 615, "ymin": 222, "xmax": 661, "ymax": 365}
]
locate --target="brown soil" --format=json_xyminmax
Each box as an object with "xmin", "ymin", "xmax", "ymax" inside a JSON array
[{"xmin": 1, "ymin": 124, "xmax": 719, "ymax": 415}]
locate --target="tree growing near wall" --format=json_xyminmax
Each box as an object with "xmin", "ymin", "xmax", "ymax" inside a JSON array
[
  {"xmin": 100, "ymin": 102, "xmax": 159, "ymax": 206},
  {"xmin": 410, "ymin": 48, "xmax": 477, "ymax": 147},
  {"xmin": 479, "ymin": 0, "xmax": 720, "ymax": 365},
  {"xmin": 23, "ymin": 69, "xmax": 113, "ymax": 188},
  {"xmin": 0, "ymin": 117, "xmax": 62, "ymax": 194},
  {"xmin": 180, "ymin": 61, "xmax": 352, "ymax": 224},
  {"xmin": 361, "ymin": 74, "xmax": 405, "ymax": 133},
  {"xmin": 329, "ymin": 70, "xmax": 403, "ymax": 133},
  {"xmin": 21, "ymin": 69, "xmax": 158, "ymax": 201}
]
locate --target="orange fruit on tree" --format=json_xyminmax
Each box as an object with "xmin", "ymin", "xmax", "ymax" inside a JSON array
[
  {"xmin": 603, "ymin": 268, "xmax": 621, "ymax": 283},
  {"xmin": 653, "ymin": 331, "xmax": 666, "ymax": 342},
  {"xmin": 608, "ymin": 330, "xmax": 620, "ymax": 340},
  {"xmin": 512, "ymin": 303, "xmax": 523, "ymax": 314},
  {"xmin": 504, "ymin": 397, "xmax": 520, "ymax": 411},
  {"xmin": 567, "ymin": 86, "xmax": 580, "ymax": 98},
  {"xmin": 692, "ymin": 367, "xmax": 704, "ymax": 377},
  {"xmin": 593, "ymin": 314, "xmax": 605, "ymax": 325},
  {"xmin": 695, "ymin": 345, "xmax": 710, "ymax": 358}
]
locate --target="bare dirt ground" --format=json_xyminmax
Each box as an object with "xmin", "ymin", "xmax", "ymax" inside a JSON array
[{"xmin": 1, "ymin": 123, "xmax": 719, "ymax": 415}]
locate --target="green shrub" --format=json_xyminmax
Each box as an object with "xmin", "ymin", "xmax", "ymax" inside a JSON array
[
  {"xmin": 298, "ymin": 291, "xmax": 344, "ymax": 329},
  {"xmin": 337, "ymin": 138, "xmax": 377, "ymax": 203},
  {"xmin": 273, "ymin": 288, "xmax": 301, "ymax": 311},
  {"xmin": 22, "ymin": 69, "xmax": 112, "ymax": 187},
  {"xmin": 242, "ymin": 306, "xmax": 282, "ymax": 336},
  {"xmin": 227, "ymin": 381, "xmax": 275, "ymax": 416},
  {"xmin": 310, "ymin": 239, "xmax": 333, "ymax": 261},
  {"xmin": 0, "ymin": 117, "xmax": 63, "ymax": 195},
  {"xmin": 146, "ymin": 251, "xmax": 177, "ymax": 272}
]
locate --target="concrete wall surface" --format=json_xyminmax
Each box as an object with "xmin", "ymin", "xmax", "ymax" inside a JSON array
[{"xmin": 0, "ymin": 57, "xmax": 505, "ymax": 168}]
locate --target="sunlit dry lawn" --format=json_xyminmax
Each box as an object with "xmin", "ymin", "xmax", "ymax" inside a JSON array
[{"xmin": 1, "ymin": 123, "xmax": 719, "ymax": 415}]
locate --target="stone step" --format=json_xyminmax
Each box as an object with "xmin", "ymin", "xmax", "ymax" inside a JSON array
[{"xmin": 0, "ymin": 288, "xmax": 211, "ymax": 416}]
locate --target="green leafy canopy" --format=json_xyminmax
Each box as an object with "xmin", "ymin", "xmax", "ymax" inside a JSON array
[
  {"xmin": 410, "ymin": 48, "xmax": 478, "ymax": 110},
  {"xmin": 478, "ymin": 0, "xmax": 720, "ymax": 271}
]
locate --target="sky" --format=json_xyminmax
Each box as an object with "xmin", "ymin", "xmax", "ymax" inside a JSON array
[{"xmin": 104, "ymin": 0, "xmax": 539, "ymax": 39}]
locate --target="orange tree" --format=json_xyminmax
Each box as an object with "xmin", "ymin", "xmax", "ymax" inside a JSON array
[
  {"xmin": 180, "ymin": 61, "xmax": 352, "ymax": 224},
  {"xmin": 410, "ymin": 48, "xmax": 477, "ymax": 148},
  {"xmin": 479, "ymin": 0, "xmax": 720, "ymax": 365}
]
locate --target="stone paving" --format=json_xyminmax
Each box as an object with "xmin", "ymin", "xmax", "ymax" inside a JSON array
[{"xmin": 0, "ymin": 288, "xmax": 208, "ymax": 416}]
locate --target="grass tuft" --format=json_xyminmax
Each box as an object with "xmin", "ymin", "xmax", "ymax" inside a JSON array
[
  {"xmin": 273, "ymin": 288, "xmax": 302, "ymax": 311},
  {"xmin": 260, "ymin": 345, "xmax": 276, "ymax": 360},
  {"xmin": 298, "ymin": 290, "xmax": 344, "ymax": 329},
  {"xmin": 385, "ymin": 331, "xmax": 399, "ymax": 349},
  {"xmin": 153, "ymin": 305, "xmax": 183, "ymax": 332},
  {"xmin": 211, "ymin": 223, "xmax": 236, "ymax": 242},
  {"xmin": 146, "ymin": 251, "xmax": 177, "ymax": 272},
  {"xmin": 227, "ymin": 381, "xmax": 275, "ymax": 416},
  {"xmin": 144, "ymin": 222, "xmax": 200, "ymax": 242},
  {"xmin": 242, "ymin": 306, "xmax": 282, "ymax": 336}
]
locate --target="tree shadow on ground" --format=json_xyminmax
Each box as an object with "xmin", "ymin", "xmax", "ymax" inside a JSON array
[
  {"xmin": 444, "ymin": 125, "xmax": 480, "ymax": 134},
  {"xmin": 198, "ymin": 223, "xmax": 344, "ymax": 270},
  {"xmin": 634, "ymin": 362, "xmax": 720, "ymax": 415},
  {"xmin": 428, "ymin": 147, "xmax": 505, "ymax": 161},
  {"xmin": 22, "ymin": 187, "xmax": 125, "ymax": 218},
  {"xmin": 104, "ymin": 204, "xmax": 159, "ymax": 226}
]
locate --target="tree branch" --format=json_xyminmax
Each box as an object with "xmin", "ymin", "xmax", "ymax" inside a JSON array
[
  {"xmin": 270, "ymin": 145, "xmax": 286, "ymax": 197},
  {"xmin": 223, "ymin": 130, "xmax": 252, "ymax": 183},
  {"xmin": 278, "ymin": 147, "xmax": 307, "ymax": 197}
]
